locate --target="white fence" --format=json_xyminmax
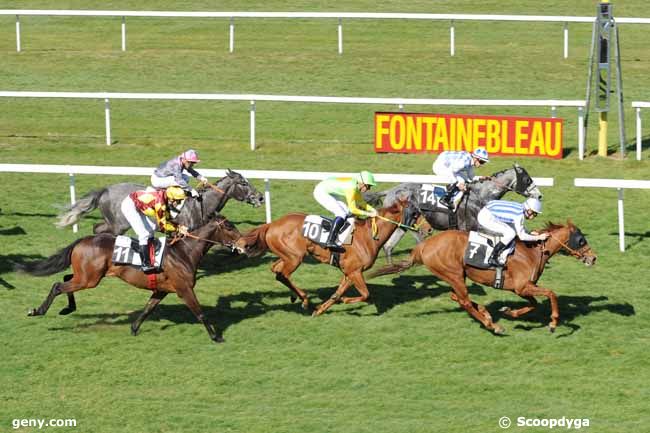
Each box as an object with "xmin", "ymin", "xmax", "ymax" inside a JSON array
[
  {"xmin": 574, "ymin": 178, "xmax": 650, "ymax": 252},
  {"xmin": 632, "ymin": 101, "xmax": 650, "ymax": 160},
  {"xmin": 2, "ymin": 10, "xmax": 650, "ymax": 57},
  {"xmin": 0, "ymin": 163, "xmax": 554, "ymax": 232},
  {"xmin": 0, "ymin": 91, "xmax": 586, "ymax": 153}
]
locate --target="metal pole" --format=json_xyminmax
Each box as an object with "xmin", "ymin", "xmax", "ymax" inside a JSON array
[
  {"xmin": 121, "ymin": 17, "xmax": 126, "ymax": 51},
  {"xmin": 250, "ymin": 100, "xmax": 256, "ymax": 151},
  {"xmin": 583, "ymin": 20, "xmax": 598, "ymax": 152},
  {"xmin": 264, "ymin": 179, "xmax": 272, "ymax": 223},
  {"xmin": 15, "ymin": 15, "xmax": 21, "ymax": 52},
  {"xmin": 563, "ymin": 22, "xmax": 568, "ymax": 59},
  {"xmin": 104, "ymin": 98, "xmax": 112, "ymax": 145},
  {"xmin": 636, "ymin": 107, "xmax": 642, "ymax": 160},
  {"xmin": 338, "ymin": 18, "xmax": 343, "ymax": 55},
  {"xmin": 551, "ymin": 106, "xmax": 557, "ymax": 118},
  {"xmin": 613, "ymin": 22, "xmax": 626, "ymax": 157},
  {"xmin": 450, "ymin": 20, "xmax": 455, "ymax": 56},
  {"xmin": 69, "ymin": 173, "xmax": 78, "ymax": 233},
  {"xmin": 578, "ymin": 107, "xmax": 585, "ymax": 160},
  {"xmin": 229, "ymin": 18, "xmax": 234, "ymax": 53},
  {"xmin": 617, "ymin": 188, "xmax": 625, "ymax": 252}
]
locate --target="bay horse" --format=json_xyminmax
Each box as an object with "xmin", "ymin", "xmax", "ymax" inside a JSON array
[
  {"xmin": 56, "ymin": 169, "xmax": 264, "ymax": 234},
  {"xmin": 363, "ymin": 164, "xmax": 543, "ymax": 264},
  {"xmin": 368, "ymin": 221, "xmax": 597, "ymax": 333},
  {"xmin": 18, "ymin": 215, "xmax": 241, "ymax": 343},
  {"xmin": 236, "ymin": 199, "xmax": 418, "ymax": 316}
]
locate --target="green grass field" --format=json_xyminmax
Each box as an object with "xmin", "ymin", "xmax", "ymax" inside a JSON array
[{"xmin": 1, "ymin": 2, "xmax": 650, "ymax": 432}]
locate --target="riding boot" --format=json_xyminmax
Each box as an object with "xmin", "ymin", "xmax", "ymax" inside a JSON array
[
  {"xmin": 139, "ymin": 239, "xmax": 156, "ymax": 273},
  {"xmin": 440, "ymin": 184, "xmax": 458, "ymax": 209},
  {"xmin": 488, "ymin": 242, "xmax": 506, "ymax": 268},
  {"xmin": 325, "ymin": 217, "xmax": 346, "ymax": 253}
]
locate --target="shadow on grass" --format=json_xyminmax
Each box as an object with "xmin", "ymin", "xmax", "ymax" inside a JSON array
[
  {"xmin": 610, "ymin": 231, "xmax": 650, "ymax": 250},
  {"xmin": 0, "ymin": 226, "xmax": 27, "ymax": 235}
]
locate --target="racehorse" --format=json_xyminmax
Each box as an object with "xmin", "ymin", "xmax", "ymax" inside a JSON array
[
  {"xmin": 56, "ymin": 169, "xmax": 264, "ymax": 235},
  {"xmin": 235, "ymin": 199, "xmax": 418, "ymax": 316},
  {"xmin": 367, "ymin": 221, "xmax": 596, "ymax": 333},
  {"xmin": 363, "ymin": 164, "xmax": 543, "ymax": 263},
  {"xmin": 18, "ymin": 215, "xmax": 241, "ymax": 343}
]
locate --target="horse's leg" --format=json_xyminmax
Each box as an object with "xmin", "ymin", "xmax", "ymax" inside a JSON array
[
  {"xmin": 519, "ymin": 282, "xmax": 560, "ymax": 332},
  {"xmin": 313, "ymin": 276, "xmax": 353, "ymax": 316},
  {"xmin": 176, "ymin": 288, "xmax": 223, "ymax": 343},
  {"xmin": 447, "ymin": 277, "xmax": 503, "ymax": 334},
  {"xmin": 131, "ymin": 291, "xmax": 168, "ymax": 336},
  {"xmin": 450, "ymin": 292, "xmax": 491, "ymax": 321},
  {"xmin": 383, "ymin": 229, "xmax": 406, "ymax": 265},
  {"xmin": 272, "ymin": 257, "xmax": 309, "ymax": 309},
  {"xmin": 28, "ymin": 282, "xmax": 63, "ymax": 316},
  {"xmin": 500, "ymin": 295, "xmax": 538, "ymax": 319},
  {"xmin": 58, "ymin": 274, "xmax": 77, "ymax": 315},
  {"xmin": 341, "ymin": 271, "xmax": 370, "ymax": 304}
]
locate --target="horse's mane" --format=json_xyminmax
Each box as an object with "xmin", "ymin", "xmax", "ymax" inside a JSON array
[
  {"xmin": 539, "ymin": 220, "xmax": 575, "ymax": 233},
  {"xmin": 380, "ymin": 202, "xmax": 402, "ymax": 215}
]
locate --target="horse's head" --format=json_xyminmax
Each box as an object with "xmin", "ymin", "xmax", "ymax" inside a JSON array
[
  {"xmin": 546, "ymin": 221, "xmax": 597, "ymax": 267},
  {"xmin": 207, "ymin": 214, "xmax": 242, "ymax": 250},
  {"xmin": 380, "ymin": 194, "xmax": 420, "ymax": 228},
  {"xmin": 222, "ymin": 169, "xmax": 265, "ymax": 207},
  {"xmin": 491, "ymin": 164, "xmax": 542, "ymax": 200}
]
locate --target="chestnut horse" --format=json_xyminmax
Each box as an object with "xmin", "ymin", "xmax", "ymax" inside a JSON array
[
  {"xmin": 368, "ymin": 221, "xmax": 597, "ymax": 333},
  {"xmin": 236, "ymin": 199, "xmax": 417, "ymax": 316},
  {"xmin": 18, "ymin": 215, "xmax": 241, "ymax": 343}
]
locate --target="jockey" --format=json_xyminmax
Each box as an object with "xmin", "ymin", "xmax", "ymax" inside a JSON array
[
  {"xmin": 432, "ymin": 147, "xmax": 489, "ymax": 211},
  {"xmin": 313, "ymin": 170, "xmax": 378, "ymax": 252},
  {"xmin": 151, "ymin": 149, "xmax": 208, "ymax": 197},
  {"xmin": 477, "ymin": 197, "xmax": 550, "ymax": 267},
  {"xmin": 120, "ymin": 186, "xmax": 189, "ymax": 272}
]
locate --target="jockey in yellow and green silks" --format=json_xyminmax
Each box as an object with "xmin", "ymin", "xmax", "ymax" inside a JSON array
[{"xmin": 313, "ymin": 170, "xmax": 378, "ymax": 252}]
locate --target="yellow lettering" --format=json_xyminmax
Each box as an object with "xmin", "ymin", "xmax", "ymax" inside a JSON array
[
  {"xmin": 389, "ymin": 115, "xmax": 405, "ymax": 150},
  {"xmin": 375, "ymin": 114, "xmax": 390, "ymax": 150},
  {"xmin": 485, "ymin": 119, "xmax": 501, "ymax": 153},
  {"xmin": 433, "ymin": 117, "xmax": 449, "ymax": 151},
  {"xmin": 457, "ymin": 119, "xmax": 471, "ymax": 151},
  {"xmin": 547, "ymin": 121, "xmax": 563, "ymax": 157},
  {"xmin": 529, "ymin": 121, "xmax": 545, "ymax": 155},
  {"xmin": 406, "ymin": 116, "xmax": 422, "ymax": 150},
  {"xmin": 423, "ymin": 117, "xmax": 437, "ymax": 150},
  {"xmin": 472, "ymin": 118, "xmax": 487, "ymax": 148},
  {"xmin": 514, "ymin": 120, "xmax": 529, "ymax": 154}
]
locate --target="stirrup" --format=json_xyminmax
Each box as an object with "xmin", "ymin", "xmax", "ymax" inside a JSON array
[{"xmin": 325, "ymin": 242, "xmax": 346, "ymax": 253}]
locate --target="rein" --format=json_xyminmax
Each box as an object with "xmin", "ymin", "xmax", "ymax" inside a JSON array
[
  {"xmin": 375, "ymin": 215, "xmax": 420, "ymax": 232},
  {"xmin": 205, "ymin": 183, "xmax": 226, "ymax": 194},
  {"xmin": 549, "ymin": 233, "xmax": 583, "ymax": 258}
]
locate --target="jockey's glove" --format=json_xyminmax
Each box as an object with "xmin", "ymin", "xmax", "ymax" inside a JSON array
[
  {"xmin": 190, "ymin": 189, "xmax": 199, "ymax": 198},
  {"xmin": 199, "ymin": 176, "xmax": 209, "ymax": 184}
]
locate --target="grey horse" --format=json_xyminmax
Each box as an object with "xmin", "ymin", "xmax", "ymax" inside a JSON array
[
  {"xmin": 364, "ymin": 164, "xmax": 543, "ymax": 263},
  {"xmin": 56, "ymin": 169, "xmax": 264, "ymax": 235}
]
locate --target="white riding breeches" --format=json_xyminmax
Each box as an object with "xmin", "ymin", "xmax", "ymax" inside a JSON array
[
  {"xmin": 150, "ymin": 174, "xmax": 189, "ymax": 189},
  {"xmin": 120, "ymin": 196, "xmax": 157, "ymax": 245},
  {"xmin": 477, "ymin": 208, "xmax": 516, "ymax": 245},
  {"xmin": 432, "ymin": 159, "xmax": 458, "ymax": 184},
  {"xmin": 313, "ymin": 184, "xmax": 349, "ymax": 218}
]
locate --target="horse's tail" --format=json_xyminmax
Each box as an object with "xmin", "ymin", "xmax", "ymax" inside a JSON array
[
  {"xmin": 15, "ymin": 238, "xmax": 87, "ymax": 276},
  {"xmin": 236, "ymin": 224, "xmax": 271, "ymax": 257},
  {"xmin": 366, "ymin": 243, "xmax": 424, "ymax": 280},
  {"xmin": 55, "ymin": 188, "xmax": 106, "ymax": 228}
]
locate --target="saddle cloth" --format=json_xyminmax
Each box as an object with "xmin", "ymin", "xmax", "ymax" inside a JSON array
[
  {"xmin": 463, "ymin": 231, "xmax": 514, "ymax": 270},
  {"xmin": 112, "ymin": 236, "xmax": 167, "ymax": 270},
  {"xmin": 417, "ymin": 184, "xmax": 449, "ymax": 211},
  {"xmin": 302, "ymin": 215, "xmax": 354, "ymax": 247}
]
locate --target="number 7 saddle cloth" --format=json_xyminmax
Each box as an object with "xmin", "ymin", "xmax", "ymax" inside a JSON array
[{"xmin": 463, "ymin": 231, "xmax": 515, "ymax": 270}]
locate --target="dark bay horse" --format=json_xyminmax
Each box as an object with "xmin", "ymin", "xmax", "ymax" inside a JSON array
[
  {"xmin": 18, "ymin": 215, "xmax": 241, "ymax": 343},
  {"xmin": 236, "ymin": 199, "xmax": 417, "ymax": 316},
  {"xmin": 56, "ymin": 169, "xmax": 264, "ymax": 234},
  {"xmin": 364, "ymin": 165, "xmax": 543, "ymax": 263},
  {"xmin": 368, "ymin": 221, "xmax": 597, "ymax": 333}
]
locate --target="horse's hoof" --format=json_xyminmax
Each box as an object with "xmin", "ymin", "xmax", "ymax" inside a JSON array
[
  {"xmin": 130, "ymin": 325, "xmax": 140, "ymax": 336},
  {"xmin": 27, "ymin": 308, "xmax": 39, "ymax": 317},
  {"xmin": 548, "ymin": 325, "xmax": 556, "ymax": 333},
  {"xmin": 499, "ymin": 306, "xmax": 511, "ymax": 313},
  {"xmin": 212, "ymin": 335, "xmax": 225, "ymax": 343},
  {"xmin": 493, "ymin": 325, "xmax": 506, "ymax": 335},
  {"xmin": 58, "ymin": 306, "xmax": 76, "ymax": 315},
  {"xmin": 290, "ymin": 296, "xmax": 297, "ymax": 304}
]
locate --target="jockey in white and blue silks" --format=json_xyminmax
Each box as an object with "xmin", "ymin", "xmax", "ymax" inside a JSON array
[
  {"xmin": 151, "ymin": 149, "xmax": 208, "ymax": 197},
  {"xmin": 477, "ymin": 197, "xmax": 549, "ymax": 266},
  {"xmin": 432, "ymin": 147, "xmax": 489, "ymax": 210}
]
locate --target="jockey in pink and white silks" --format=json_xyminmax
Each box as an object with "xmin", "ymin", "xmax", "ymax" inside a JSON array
[
  {"xmin": 477, "ymin": 197, "xmax": 549, "ymax": 267},
  {"xmin": 151, "ymin": 149, "xmax": 208, "ymax": 197},
  {"xmin": 432, "ymin": 147, "xmax": 490, "ymax": 211}
]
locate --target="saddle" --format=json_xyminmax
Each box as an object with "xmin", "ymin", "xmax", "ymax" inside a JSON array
[
  {"xmin": 112, "ymin": 236, "xmax": 168, "ymax": 272},
  {"xmin": 463, "ymin": 231, "xmax": 515, "ymax": 270},
  {"xmin": 301, "ymin": 215, "xmax": 354, "ymax": 248}
]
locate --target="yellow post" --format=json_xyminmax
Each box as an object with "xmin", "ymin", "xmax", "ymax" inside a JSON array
[{"xmin": 598, "ymin": 112, "xmax": 608, "ymax": 156}]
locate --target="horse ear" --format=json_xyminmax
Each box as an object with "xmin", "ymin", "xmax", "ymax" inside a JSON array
[
  {"xmin": 226, "ymin": 169, "xmax": 233, "ymax": 176},
  {"xmin": 513, "ymin": 162, "xmax": 520, "ymax": 168}
]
